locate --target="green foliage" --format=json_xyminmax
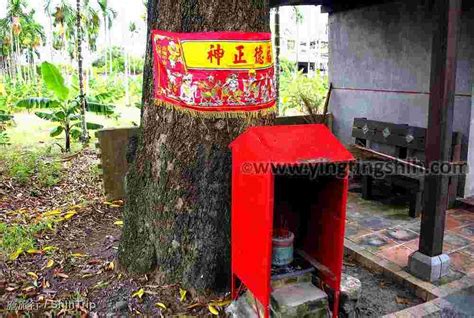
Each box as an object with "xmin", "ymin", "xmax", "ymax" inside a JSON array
[
  {"xmin": 0, "ymin": 76, "xmax": 51, "ymax": 111},
  {"xmin": 16, "ymin": 62, "xmax": 115, "ymax": 152},
  {"xmin": 279, "ymin": 58, "xmax": 328, "ymax": 116},
  {"xmin": 0, "ymin": 0, "xmax": 45, "ymax": 62},
  {"xmin": 87, "ymin": 73, "xmax": 126, "ymax": 104},
  {"xmin": 0, "ymin": 222, "xmax": 47, "ymax": 258},
  {"xmin": 41, "ymin": 61, "xmax": 70, "ymax": 101},
  {"xmin": 129, "ymin": 76, "xmax": 143, "ymax": 107},
  {"xmin": 93, "ymin": 47, "xmax": 144, "ymax": 74},
  {"xmin": 0, "ymin": 146, "xmax": 63, "ymax": 187},
  {"xmin": 0, "ymin": 109, "xmax": 13, "ymax": 146}
]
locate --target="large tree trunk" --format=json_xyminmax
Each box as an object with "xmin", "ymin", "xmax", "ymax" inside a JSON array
[{"xmin": 118, "ymin": 0, "xmax": 273, "ymax": 291}]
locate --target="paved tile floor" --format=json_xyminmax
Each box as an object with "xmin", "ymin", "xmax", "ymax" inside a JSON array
[
  {"xmin": 383, "ymin": 286, "xmax": 474, "ymax": 317},
  {"xmin": 345, "ymin": 188, "xmax": 474, "ymax": 283}
]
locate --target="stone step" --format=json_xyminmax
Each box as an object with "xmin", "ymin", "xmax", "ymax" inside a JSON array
[
  {"xmin": 272, "ymin": 282, "xmax": 329, "ymax": 318},
  {"xmin": 227, "ymin": 282, "xmax": 330, "ymax": 318}
]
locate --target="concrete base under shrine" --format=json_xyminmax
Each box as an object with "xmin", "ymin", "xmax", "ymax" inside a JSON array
[{"xmin": 227, "ymin": 272, "xmax": 330, "ymax": 318}]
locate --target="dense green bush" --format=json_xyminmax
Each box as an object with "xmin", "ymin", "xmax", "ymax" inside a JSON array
[
  {"xmin": 0, "ymin": 77, "xmax": 52, "ymax": 112},
  {"xmin": 87, "ymin": 73, "xmax": 126, "ymax": 104}
]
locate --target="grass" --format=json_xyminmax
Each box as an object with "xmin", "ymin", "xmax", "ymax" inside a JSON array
[
  {"xmin": 0, "ymin": 221, "xmax": 53, "ymax": 260},
  {"xmin": 0, "ymin": 145, "xmax": 63, "ymax": 188},
  {"xmin": 0, "ymin": 104, "xmax": 139, "ymax": 260},
  {"xmin": 6, "ymin": 105, "xmax": 140, "ymax": 148},
  {"xmin": 0, "ymin": 104, "xmax": 139, "ymax": 186}
]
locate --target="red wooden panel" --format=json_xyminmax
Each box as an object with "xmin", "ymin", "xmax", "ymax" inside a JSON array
[
  {"xmin": 302, "ymin": 176, "xmax": 348, "ymax": 291},
  {"xmin": 231, "ymin": 152, "xmax": 274, "ymax": 309},
  {"xmin": 230, "ymin": 124, "xmax": 353, "ymax": 317}
]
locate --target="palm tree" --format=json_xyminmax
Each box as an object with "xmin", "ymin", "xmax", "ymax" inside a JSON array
[
  {"xmin": 128, "ymin": 22, "xmax": 139, "ymax": 75},
  {"xmin": 3, "ymin": 0, "xmax": 29, "ymax": 81},
  {"xmin": 44, "ymin": 0, "xmax": 55, "ymax": 60},
  {"xmin": 83, "ymin": 1, "xmax": 100, "ymax": 53},
  {"xmin": 0, "ymin": 19, "xmax": 14, "ymax": 78},
  {"xmin": 124, "ymin": 21, "xmax": 139, "ymax": 106},
  {"xmin": 97, "ymin": 0, "xmax": 117, "ymax": 76},
  {"xmin": 82, "ymin": 0, "xmax": 100, "ymax": 92},
  {"xmin": 51, "ymin": 0, "xmax": 75, "ymax": 69},
  {"xmin": 76, "ymin": 0, "xmax": 88, "ymax": 143},
  {"xmin": 1, "ymin": 1, "xmax": 45, "ymax": 83},
  {"xmin": 20, "ymin": 11, "xmax": 46, "ymax": 82}
]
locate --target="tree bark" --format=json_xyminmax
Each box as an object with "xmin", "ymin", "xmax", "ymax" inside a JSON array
[{"xmin": 118, "ymin": 0, "xmax": 273, "ymax": 291}]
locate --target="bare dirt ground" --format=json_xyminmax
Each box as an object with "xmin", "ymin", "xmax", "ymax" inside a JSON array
[
  {"xmin": 343, "ymin": 257, "xmax": 423, "ymax": 317},
  {"xmin": 0, "ymin": 149, "xmax": 226, "ymax": 317},
  {"xmin": 0, "ymin": 148, "xmax": 424, "ymax": 317}
]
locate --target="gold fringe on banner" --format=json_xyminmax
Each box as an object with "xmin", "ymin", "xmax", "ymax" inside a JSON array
[{"xmin": 153, "ymin": 99, "xmax": 277, "ymax": 119}]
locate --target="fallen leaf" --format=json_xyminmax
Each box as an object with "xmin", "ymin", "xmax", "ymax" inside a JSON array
[
  {"xmin": 93, "ymin": 281, "xmax": 109, "ymax": 289},
  {"xmin": 27, "ymin": 249, "xmax": 43, "ymax": 254},
  {"xmin": 208, "ymin": 304, "xmax": 219, "ymax": 315},
  {"xmin": 41, "ymin": 279, "xmax": 50, "ymax": 288},
  {"xmin": 41, "ymin": 246, "xmax": 57, "ymax": 252},
  {"xmin": 179, "ymin": 288, "xmax": 187, "ymax": 302},
  {"xmin": 54, "ymin": 273, "xmax": 69, "ymax": 279},
  {"xmin": 45, "ymin": 259, "xmax": 55, "ymax": 268},
  {"xmin": 27, "ymin": 272, "xmax": 39, "ymax": 280},
  {"xmin": 211, "ymin": 300, "xmax": 231, "ymax": 307},
  {"xmin": 114, "ymin": 220, "xmax": 124, "ymax": 226},
  {"xmin": 132, "ymin": 288, "xmax": 145, "ymax": 299},
  {"xmin": 64, "ymin": 210, "xmax": 76, "ymax": 220},
  {"xmin": 155, "ymin": 302, "xmax": 167, "ymax": 310},
  {"xmin": 110, "ymin": 204, "xmax": 121, "ymax": 208},
  {"xmin": 395, "ymin": 296, "xmax": 411, "ymax": 305},
  {"xmin": 43, "ymin": 209, "xmax": 62, "ymax": 217},
  {"xmin": 187, "ymin": 303, "xmax": 203, "ymax": 309},
  {"xmin": 107, "ymin": 261, "xmax": 115, "ymax": 271},
  {"xmin": 9, "ymin": 247, "xmax": 23, "ymax": 260},
  {"xmin": 71, "ymin": 253, "xmax": 88, "ymax": 258},
  {"xmin": 22, "ymin": 286, "xmax": 36, "ymax": 292}
]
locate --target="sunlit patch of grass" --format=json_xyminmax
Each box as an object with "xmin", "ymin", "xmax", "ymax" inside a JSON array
[{"xmin": 6, "ymin": 107, "xmax": 140, "ymax": 149}]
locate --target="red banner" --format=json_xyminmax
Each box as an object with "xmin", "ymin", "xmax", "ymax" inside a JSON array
[{"xmin": 152, "ymin": 30, "xmax": 276, "ymax": 117}]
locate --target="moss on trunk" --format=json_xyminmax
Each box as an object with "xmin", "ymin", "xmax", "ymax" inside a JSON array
[{"xmin": 118, "ymin": 0, "xmax": 273, "ymax": 291}]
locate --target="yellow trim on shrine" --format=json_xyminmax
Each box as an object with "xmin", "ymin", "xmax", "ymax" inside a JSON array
[{"xmin": 181, "ymin": 40, "xmax": 273, "ymax": 70}]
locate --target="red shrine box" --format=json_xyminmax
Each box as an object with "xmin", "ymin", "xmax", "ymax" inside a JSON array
[{"xmin": 229, "ymin": 124, "xmax": 354, "ymax": 317}]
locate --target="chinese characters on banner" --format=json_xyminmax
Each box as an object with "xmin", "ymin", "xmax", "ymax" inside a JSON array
[{"xmin": 152, "ymin": 30, "xmax": 276, "ymax": 117}]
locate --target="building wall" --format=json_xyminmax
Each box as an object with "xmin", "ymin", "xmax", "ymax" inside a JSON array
[
  {"xmin": 270, "ymin": 6, "xmax": 329, "ymax": 74},
  {"xmin": 328, "ymin": 0, "xmax": 474, "ymax": 146}
]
